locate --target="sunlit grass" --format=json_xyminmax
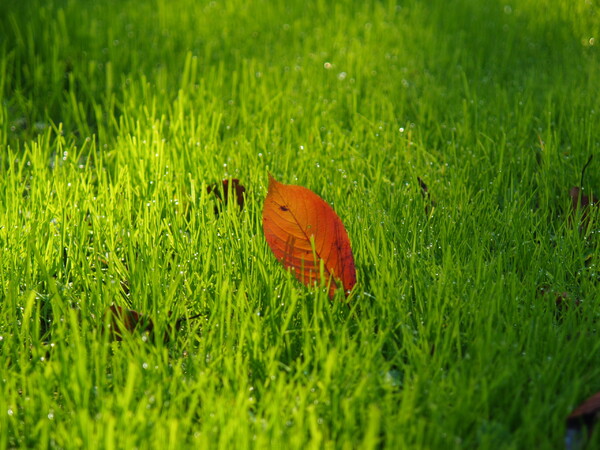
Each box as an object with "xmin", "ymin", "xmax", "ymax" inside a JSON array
[{"xmin": 1, "ymin": 0, "xmax": 599, "ymax": 448}]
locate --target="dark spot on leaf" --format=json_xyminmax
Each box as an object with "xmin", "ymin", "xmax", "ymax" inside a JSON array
[{"xmin": 280, "ymin": 205, "xmax": 289, "ymax": 211}]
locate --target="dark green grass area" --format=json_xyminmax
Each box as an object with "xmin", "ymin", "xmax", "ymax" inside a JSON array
[{"xmin": 1, "ymin": 0, "xmax": 599, "ymax": 448}]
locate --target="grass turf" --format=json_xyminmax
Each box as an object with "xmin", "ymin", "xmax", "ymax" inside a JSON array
[{"xmin": 1, "ymin": 0, "xmax": 599, "ymax": 448}]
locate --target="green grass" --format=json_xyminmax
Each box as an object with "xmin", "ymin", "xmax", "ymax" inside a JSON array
[{"xmin": 1, "ymin": 0, "xmax": 600, "ymax": 448}]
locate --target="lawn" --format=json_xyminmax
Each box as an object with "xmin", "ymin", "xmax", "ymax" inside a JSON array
[{"xmin": 1, "ymin": 0, "xmax": 599, "ymax": 448}]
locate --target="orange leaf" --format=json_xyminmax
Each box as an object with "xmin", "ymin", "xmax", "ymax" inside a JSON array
[{"xmin": 262, "ymin": 175, "xmax": 356, "ymax": 298}]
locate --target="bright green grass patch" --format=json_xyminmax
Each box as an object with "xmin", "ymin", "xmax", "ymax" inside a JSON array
[{"xmin": 1, "ymin": 0, "xmax": 600, "ymax": 448}]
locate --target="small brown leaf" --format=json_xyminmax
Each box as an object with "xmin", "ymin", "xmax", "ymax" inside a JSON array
[
  {"xmin": 566, "ymin": 392, "xmax": 600, "ymax": 449},
  {"xmin": 570, "ymin": 186, "xmax": 598, "ymax": 229},
  {"xmin": 569, "ymin": 156, "xmax": 598, "ymax": 230},
  {"xmin": 103, "ymin": 305, "xmax": 154, "ymax": 341},
  {"xmin": 103, "ymin": 306, "xmax": 206, "ymax": 343},
  {"xmin": 417, "ymin": 177, "xmax": 430, "ymax": 197},
  {"xmin": 207, "ymin": 179, "xmax": 246, "ymax": 214},
  {"xmin": 417, "ymin": 177, "xmax": 436, "ymax": 216},
  {"xmin": 537, "ymin": 285, "xmax": 581, "ymax": 319}
]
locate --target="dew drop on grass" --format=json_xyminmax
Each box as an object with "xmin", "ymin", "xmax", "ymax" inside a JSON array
[{"xmin": 7, "ymin": 408, "xmax": 14, "ymax": 416}]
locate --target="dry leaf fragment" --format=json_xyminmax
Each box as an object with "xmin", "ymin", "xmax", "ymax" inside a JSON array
[
  {"xmin": 570, "ymin": 186, "xmax": 598, "ymax": 229},
  {"xmin": 262, "ymin": 175, "xmax": 356, "ymax": 298},
  {"xmin": 103, "ymin": 305, "xmax": 205, "ymax": 343},
  {"xmin": 569, "ymin": 156, "xmax": 598, "ymax": 230},
  {"xmin": 537, "ymin": 285, "xmax": 581, "ymax": 319},
  {"xmin": 566, "ymin": 392, "xmax": 600, "ymax": 449},
  {"xmin": 207, "ymin": 178, "xmax": 246, "ymax": 214},
  {"xmin": 103, "ymin": 305, "xmax": 154, "ymax": 341},
  {"xmin": 417, "ymin": 176, "xmax": 436, "ymax": 216}
]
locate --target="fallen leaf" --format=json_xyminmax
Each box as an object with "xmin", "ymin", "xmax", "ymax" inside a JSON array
[
  {"xmin": 417, "ymin": 176, "xmax": 436, "ymax": 216},
  {"xmin": 569, "ymin": 156, "xmax": 598, "ymax": 230},
  {"xmin": 103, "ymin": 306, "xmax": 206, "ymax": 343},
  {"xmin": 262, "ymin": 175, "xmax": 356, "ymax": 298},
  {"xmin": 537, "ymin": 285, "xmax": 581, "ymax": 319},
  {"xmin": 566, "ymin": 392, "xmax": 600, "ymax": 449},
  {"xmin": 207, "ymin": 179, "xmax": 246, "ymax": 214},
  {"xmin": 570, "ymin": 187, "xmax": 598, "ymax": 210},
  {"xmin": 570, "ymin": 186, "xmax": 598, "ymax": 228},
  {"xmin": 103, "ymin": 305, "xmax": 154, "ymax": 341}
]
